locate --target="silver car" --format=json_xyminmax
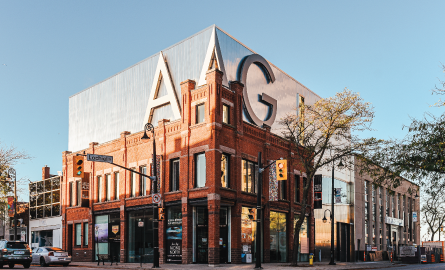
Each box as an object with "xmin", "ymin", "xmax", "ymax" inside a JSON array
[{"xmin": 31, "ymin": 247, "xmax": 71, "ymax": 267}]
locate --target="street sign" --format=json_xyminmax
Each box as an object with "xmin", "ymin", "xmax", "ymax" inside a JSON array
[
  {"xmin": 87, "ymin": 154, "xmax": 113, "ymax": 163},
  {"xmin": 153, "ymin": 193, "xmax": 161, "ymax": 204}
]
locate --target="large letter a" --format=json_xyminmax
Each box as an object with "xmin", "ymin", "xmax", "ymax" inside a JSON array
[{"xmin": 143, "ymin": 51, "xmax": 181, "ymax": 128}]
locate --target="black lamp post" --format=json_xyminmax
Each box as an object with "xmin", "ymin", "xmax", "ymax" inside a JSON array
[
  {"xmin": 141, "ymin": 122, "xmax": 159, "ymax": 268},
  {"xmin": 329, "ymin": 159, "xmax": 344, "ymax": 265},
  {"xmin": 6, "ymin": 168, "xmax": 17, "ymax": 241}
]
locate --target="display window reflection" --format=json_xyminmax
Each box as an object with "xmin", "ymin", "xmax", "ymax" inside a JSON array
[
  {"xmin": 270, "ymin": 211, "xmax": 286, "ymax": 262},
  {"xmin": 241, "ymin": 207, "xmax": 258, "ymax": 263},
  {"xmin": 221, "ymin": 154, "xmax": 229, "ymax": 188},
  {"xmin": 242, "ymin": 160, "xmax": 258, "ymax": 193},
  {"xmin": 28, "ymin": 176, "xmax": 61, "ymax": 219}
]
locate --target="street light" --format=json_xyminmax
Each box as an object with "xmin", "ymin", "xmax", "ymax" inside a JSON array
[
  {"xmin": 329, "ymin": 159, "xmax": 344, "ymax": 265},
  {"xmin": 322, "ymin": 209, "xmax": 332, "ymax": 224},
  {"xmin": 6, "ymin": 168, "xmax": 17, "ymax": 241},
  {"xmin": 141, "ymin": 122, "xmax": 160, "ymax": 268}
]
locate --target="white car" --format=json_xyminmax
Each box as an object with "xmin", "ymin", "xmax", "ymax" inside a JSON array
[{"xmin": 31, "ymin": 247, "xmax": 71, "ymax": 267}]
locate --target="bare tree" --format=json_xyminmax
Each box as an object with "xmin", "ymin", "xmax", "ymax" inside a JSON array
[
  {"xmin": 432, "ymin": 63, "xmax": 445, "ymax": 107},
  {"xmin": 280, "ymin": 89, "xmax": 383, "ymax": 266},
  {"xmin": 0, "ymin": 140, "xmax": 31, "ymax": 220},
  {"xmin": 421, "ymin": 182, "xmax": 445, "ymax": 241}
]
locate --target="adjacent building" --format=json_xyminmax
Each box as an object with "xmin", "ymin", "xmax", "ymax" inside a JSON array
[
  {"xmin": 314, "ymin": 156, "xmax": 420, "ymax": 262},
  {"xmin": 62, "ymin": 25, "xmax": 323, "ymax": 264},
  {"xmin": 29, "ymin": 166, "xmax": 62, "ymax": 249},
  {"xmin": 354, "ymin": 157, "xmax": 420, "ymax": 259}
]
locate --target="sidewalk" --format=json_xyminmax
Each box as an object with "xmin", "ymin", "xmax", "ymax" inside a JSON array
[{"xmin": 70, "ymin": 261, "xmax": 404, "ymax": 270}]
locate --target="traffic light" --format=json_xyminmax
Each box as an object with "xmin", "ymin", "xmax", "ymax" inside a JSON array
[
  {"xmin": 158, "ymin": 208, "xmax": 165, "ymax": 221},
  {"xmin": 73, "ymin": 156, "xmax": 85, "ymax": 178},
  {"xmin": 276, "ymin": 160, "xmax": 287, "ymax": 181}
]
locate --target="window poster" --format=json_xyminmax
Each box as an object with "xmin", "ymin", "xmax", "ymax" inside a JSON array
[
  {"xmin": 241, "ymin": 207, "xmax": 256, "ymax": 263},
  {"xmin": 94, "ymin": 223, "xmax": 108, "ymax": 243},
  {"xmin": 314, "ymin": 175, "xmax": 322, "ymax": 209},
  {"xmin": 166, "ymin": 206, "xmax": 182, "ymax": 263}
]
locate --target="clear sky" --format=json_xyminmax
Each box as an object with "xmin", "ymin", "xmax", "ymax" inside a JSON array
[{"xmin": 1, "ymin": 0, "xmax": 444, "ymax": 211}]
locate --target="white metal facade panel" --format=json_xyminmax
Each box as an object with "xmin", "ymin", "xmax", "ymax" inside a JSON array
[{"xmin": 69, "ymin": 25, "xmax": 321, "ymax": 152}]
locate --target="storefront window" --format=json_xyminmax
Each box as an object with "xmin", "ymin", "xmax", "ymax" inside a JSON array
[
  {"xmin": 95, "ymin": 215, "xmax": 109, "ymax": 259},
  {"xmin": 270, "ymin": 211, "xmax": 286, "ymax": 262},
  {"xmin": 114, "ymin": 172, "xmax": 119, "ymax": 200},
  {"xmin": 166, "ymin": 206, "xmax": 182, "ymax": 263},
  {"xmin": 128, "ymin": 210, "xmax": 153, "ymax": 263},
  {"xmin": 140, "ymin": 166, "xmax": 147, "ymax": 196},
  {"xmin": 170, "ymin": 159, "xmax": 180, "ymax": 192},
  {"xmin": 97, "ymin": 176, "xmax": 102, "ymax": 202},
  {"xmin": 294, "ymin": 175, "xmax": 300, "ymax": 203},
  {"xmin": 75, "ymin": 224, "xmax": 81, "ymax": 246},
  {"xmin": 195, "ymin": 153, "xmax": 206, "ymax": 188},
  {"xmin": 84, "ymin": 223, "xmax": 89, "ymax": 246},
  {"xmin": 242, "ymin": 160, "xmax": 257, "ymax": 193},
  {"xmin": 130, "ymin": 171, "xmax": 136, "ymax": 197},
  {"xmin": 241, "ymin": 207, "xmax": 257, "ymax": 263},
  {"xmin": 106, "ymin": 175, "xmax": 111, "ymax": 201},
  {"xmin": 221, "ymin": 154, "xmax": 229, "ymax": 188},
  {"xmin": 31, "ymin": 230, "xmax": 53, "ymax": 248},
  {"xmin": 223, "ymin": 104, "xmax": 230, "ymax": 124}
]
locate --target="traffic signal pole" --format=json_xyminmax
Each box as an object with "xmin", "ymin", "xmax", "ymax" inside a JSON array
[
  {"xmin": 152, "ymin": 136, "xmax": 160, "ymax": 268},
  {"xmin": 255, "ymin": 152, "xmax": 262, "ymax": 269},
  {"xmin": 255, "ymin": 154, "xmax": 285, "ymax": 269}
]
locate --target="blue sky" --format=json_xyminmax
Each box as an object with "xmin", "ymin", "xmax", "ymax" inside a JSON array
[{"xmin": 1, "ymin": 0, "xmax": 444, "ymax": 201}]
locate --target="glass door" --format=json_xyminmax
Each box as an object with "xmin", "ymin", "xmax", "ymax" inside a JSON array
[
  {"xmin": 219, "ymin": 208, "xmax": 229, "ymax": 263},
  {"xmin": 196, "ymin": 207, "xmax": 208, "ymax": 263},
  {"xmin": 128, "ymin": 209, "xmax": 154, "ymax": 263}
]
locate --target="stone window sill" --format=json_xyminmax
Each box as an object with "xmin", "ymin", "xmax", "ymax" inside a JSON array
[{"xmin": 188, "ymin": 187, "xmax": 209, "ymax": 191}]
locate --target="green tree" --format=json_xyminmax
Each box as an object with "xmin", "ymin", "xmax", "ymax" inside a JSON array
[
  {"xmin": 359, "ymin": 64, "xmax": 445, "ymax": 191},
  {"xmin": 280, "ymin": 89, "xmax": 382, "ymax": 266}
]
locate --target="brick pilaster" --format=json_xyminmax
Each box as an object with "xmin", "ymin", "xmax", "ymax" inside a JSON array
[
  {"xmin": 182, "ymin": 197, "xmax": 193, "ymax": 264},
  {"xmin": 231, "ymin": 202, "xmax": 242, "ymax": 264},
  {"xmin": 207, "ymin": 193, "xmax": 221, "ymax": 265}
]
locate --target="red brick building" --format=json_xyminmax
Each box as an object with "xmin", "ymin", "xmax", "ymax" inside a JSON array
[{"xmin": 63, "ymin": 26, "xmax": 318, "ymax": 265}]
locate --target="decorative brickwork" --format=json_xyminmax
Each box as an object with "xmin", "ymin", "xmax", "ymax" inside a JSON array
[{"xmin": 62, "ymin": 68, "xmax": 313, "ymax": 265}]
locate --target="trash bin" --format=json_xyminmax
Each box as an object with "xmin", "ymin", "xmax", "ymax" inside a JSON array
[{"xmin": 309, "ymin": 253, "xmax": 314, "ymax": 265}]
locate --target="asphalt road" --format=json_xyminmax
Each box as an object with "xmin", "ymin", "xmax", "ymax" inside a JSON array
[
  {"xmin": 369, "ymin": 264, "xmax": 445, "ymax": 270},
  {"xmin": 3, "ymin": 263, "xmax": 445, "ymax": 270}
]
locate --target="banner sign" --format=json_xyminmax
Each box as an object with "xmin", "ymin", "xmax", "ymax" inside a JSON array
[
  {"xmin": 314, "ymin": 175, "xmax": 322, "ymax": 209},
  {"xmin": 335, "ymin": 188, "xmax": 342, "ymax": 203},
  {"xmin": 413, "ymin": 212, "xmax": 417, "ymax": 222},
  {"xmin": 269, "ymin": 161, "xmax": 278, "ymax": 201},
  {"xmin": 400, "ymin": 246, "xmax": 416, "ymax": 257},
  {"xmin": 166, "ymin": 215, "xmax": 182, "ymax": 263},
  {"xmin": 7, "ymin": 197, "xmax": 14, "ymax": 217},
  {"xmin": 385, "ymin": 216, "xmax": 403, "ymax": 226},
  {"xmin": 151, "ymin": 155, "xmax": 161, "ymax": 192}
]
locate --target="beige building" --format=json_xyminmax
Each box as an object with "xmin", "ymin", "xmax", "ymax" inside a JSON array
[
  {"xmin": 354, "ymin": 159, "xmax": 421, "ymax": 259},
  {"xmin": 314, "ymin": 156, "xmax": 420, "ymax": 262}
]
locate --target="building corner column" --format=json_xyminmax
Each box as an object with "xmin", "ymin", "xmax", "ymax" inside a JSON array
[{"xmin": 207, "ymin": 193, "xmax": 221, "ymax": 266}]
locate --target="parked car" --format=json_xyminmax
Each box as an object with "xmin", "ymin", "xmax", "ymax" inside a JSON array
[
  {"xmin": 31, "ymin": 247, "xmax": 71, "ymax": 267},
  {"xmin": 0, "ymin": 240, "xmax": 32, "ymax": 268}
]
